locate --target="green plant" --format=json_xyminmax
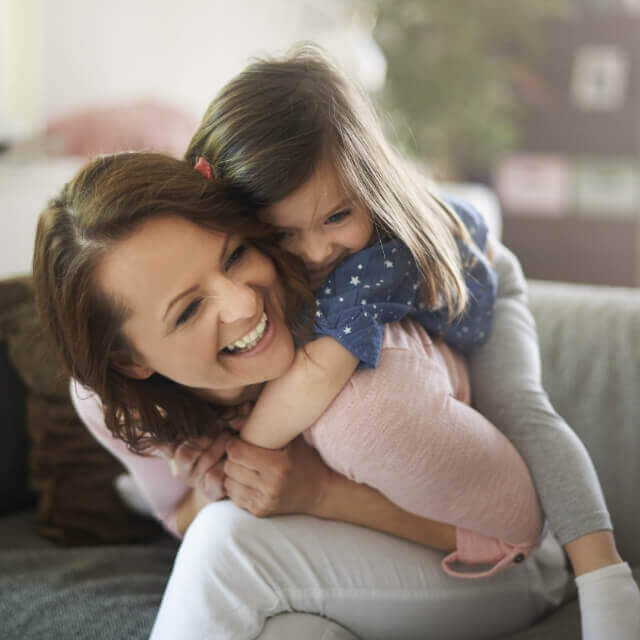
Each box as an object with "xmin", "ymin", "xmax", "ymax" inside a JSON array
[{"xmin": 373, "ymin": 0, "xmax": 570, "ymax": 179}]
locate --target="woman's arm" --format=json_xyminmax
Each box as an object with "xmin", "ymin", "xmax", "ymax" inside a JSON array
[{"xmin": 240, "ymin": 337, "xmax": 358, "ymax": 449}]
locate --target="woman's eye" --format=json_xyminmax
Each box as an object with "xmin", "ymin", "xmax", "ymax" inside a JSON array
[
  {"xmin": 274, "ymin": 230, "xmax": 294, "ymax": 244},
  {"xmin": 175, "ymin": 298, "xmax": 203, "ymax": 327},
  {"xmin": 224, "ymin": 244, "xmax": 247, "ymax": 271},
  {"xmin": 326, "ymin": 210, "xmax": 351, "ymax": 224}
]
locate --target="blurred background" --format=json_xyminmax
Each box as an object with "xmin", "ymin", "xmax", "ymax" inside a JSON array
[{"xmin": 2, "ymin": 0, "xmax": 640, "ymax": 286}]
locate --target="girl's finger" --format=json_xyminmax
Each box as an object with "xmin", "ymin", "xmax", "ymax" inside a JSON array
[
  {"xmin": 172, "ymin": 441, "xmax": 202, "ymax": 475},
  {"xmin": 202, "ymin": 460, "xmax": 227, "ymax": 500},
  {"xmin": 190, "ymin": 431, "xmax": 233, "ymax": 481},
  {"xmin": 154, "ymin": 442, "xmax": 177, "ymax": 459}
]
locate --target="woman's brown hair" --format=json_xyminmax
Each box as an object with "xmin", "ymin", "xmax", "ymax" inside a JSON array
[
  {"xmin": 32, "ymin": 152, "xmax": 313, "ymax": 452},
  {"xmin": 186, "ymin": 43, "xmax": 473, "ymax": 317}
]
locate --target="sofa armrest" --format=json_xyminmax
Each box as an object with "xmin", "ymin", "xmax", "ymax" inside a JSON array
[{"xmin": 528, "ymin": 279, "xmax": 640, "ymax": 565}]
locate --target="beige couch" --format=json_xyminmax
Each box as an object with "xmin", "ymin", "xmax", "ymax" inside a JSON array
[{"xmin": 1, "ymin": 276, "xmax": 639, "ymax": 639}]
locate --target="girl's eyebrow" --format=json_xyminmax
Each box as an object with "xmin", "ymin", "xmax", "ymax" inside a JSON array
[
  {"xmin": 304, "ymin": 197, "xmax": 353, "ymax": 228},
  {"xmin": 162, "ymin": 234, "xmax": 230, "ymax": 321},
  {"xmin": 327, "ymin": 197, "xmax": 352, "ymax": 214}
]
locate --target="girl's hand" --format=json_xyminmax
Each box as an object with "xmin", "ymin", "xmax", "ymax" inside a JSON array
[
  {"xmin": 155, "ymin": 431, "xmax": 234, "ymax": 502},
  {"xmin": 223, "ymin": 435, "xmax": 333, "ymax": 517}
]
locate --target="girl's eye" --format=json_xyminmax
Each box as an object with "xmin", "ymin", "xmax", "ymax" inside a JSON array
[
  {"xmin": 176, "ymin": 298, "xmax": 203, "ymax": 327},
  {"xmin": 224, "ymin": 244, "xmax": 247, "ymax": 271},
  {"xmin": 326, "ymin": 210, "xmax": 351, "ymax": 224}
]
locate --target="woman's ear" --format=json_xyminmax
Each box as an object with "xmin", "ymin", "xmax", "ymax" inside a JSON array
[{"xmin": 111, "ymin": 358, "xmax": 154, "ymax": 380}]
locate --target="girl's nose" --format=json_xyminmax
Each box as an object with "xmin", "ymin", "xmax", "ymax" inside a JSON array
[
  {"xmin": 217, "ymin": 278, "xmax": 257, "ymax": 324},
  {"xmin": 298, "ymin": 233, "xmax": 333, "ymax": 265}
]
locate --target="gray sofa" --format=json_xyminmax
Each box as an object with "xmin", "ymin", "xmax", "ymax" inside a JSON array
[{"xmin": 1, "ymin": 277, "xmax": 639, "ymax": 639}]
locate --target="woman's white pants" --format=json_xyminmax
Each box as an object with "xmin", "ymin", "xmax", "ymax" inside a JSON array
[{"xmin": 149, "ymin": 501, "xmax": 571, "ymax": 640}]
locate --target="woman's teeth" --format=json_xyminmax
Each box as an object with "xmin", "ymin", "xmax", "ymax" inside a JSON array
[{"xmin": 223, "ymin": 313, "xmax": 268, "ymax": 353}]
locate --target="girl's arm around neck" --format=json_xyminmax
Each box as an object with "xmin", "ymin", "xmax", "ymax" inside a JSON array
[{"xmin": 240, "ymin": 337, "xmax": 359, "ymax": 449}]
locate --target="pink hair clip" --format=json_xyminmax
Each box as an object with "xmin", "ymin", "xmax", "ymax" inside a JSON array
[{"xmin": 194, "ymin": 156, "xmax": 214, "ymax": 179}]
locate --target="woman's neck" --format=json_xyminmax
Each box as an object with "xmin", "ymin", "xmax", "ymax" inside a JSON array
[{"xmin": 193, "ymin": 382, "xmax": 264, "ymax": 407}]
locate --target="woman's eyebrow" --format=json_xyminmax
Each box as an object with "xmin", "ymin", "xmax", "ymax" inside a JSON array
[
  {"xmin": 163, "ymin": 284, "xmax": 199, "ymax": 322},
  {"xmin": 162, "ymin": 233, "xmax": 230, "ymax": 321}
]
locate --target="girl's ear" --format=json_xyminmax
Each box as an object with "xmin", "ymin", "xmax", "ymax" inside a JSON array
[{"xmin": 111, "ymin": 357, "xmax": 154, "ymax": 380}]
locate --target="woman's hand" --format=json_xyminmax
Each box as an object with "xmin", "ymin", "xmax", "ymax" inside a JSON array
[
  {"xmin": 223, "ymin": 435, "xmax": 333, "ymax": 517},
  {"xmin": 156, "ymin": 431, "xmax": 234, "ymax": 502}
]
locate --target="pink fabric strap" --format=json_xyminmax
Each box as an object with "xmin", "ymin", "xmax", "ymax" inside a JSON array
[{"xmin": 441, "ymin": 527, "xmax": 538, "ymax": 579}]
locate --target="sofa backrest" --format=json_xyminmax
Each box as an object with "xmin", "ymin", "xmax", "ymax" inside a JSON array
[{"xmin": 529, "ymin": 280, "xmax": 640, "ymax": 565}]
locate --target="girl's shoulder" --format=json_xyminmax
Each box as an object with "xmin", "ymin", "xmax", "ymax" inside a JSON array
[{"xmin": 441, "ymin": 195, "xmax": 489, "ymax": 251}]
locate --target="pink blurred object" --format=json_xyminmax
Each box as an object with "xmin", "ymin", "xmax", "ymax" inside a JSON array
[{"xmin": 46, "ymin": 99, "xmax": 198, "ymax": 158}]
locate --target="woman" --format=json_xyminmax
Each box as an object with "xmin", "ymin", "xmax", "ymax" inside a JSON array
[{"xmin": 34, "ymin": 152, "xmax": 570, "ymax": 640}]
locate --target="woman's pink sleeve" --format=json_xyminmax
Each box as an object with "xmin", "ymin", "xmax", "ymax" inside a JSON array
[
  {"xmin": 305, "ymin": 320, "xmax": 544, "ymax": 578},
  {"xmin": 69, "ymin": 380, "xmax": 188, "ymax": 538}
]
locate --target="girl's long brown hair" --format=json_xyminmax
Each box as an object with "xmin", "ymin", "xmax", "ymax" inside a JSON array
[
  {"xmin": 186, "ymin": 43, "xmax": 472, "ymax": 317},
  {"xmin": 33, "ymin": 152, "xmax": 313, "ymax": 452}
]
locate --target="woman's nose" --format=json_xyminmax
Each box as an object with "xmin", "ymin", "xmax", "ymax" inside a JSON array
[{"xmin": 217, "ymin": 278, "xmax": 257, "ymax": 324}]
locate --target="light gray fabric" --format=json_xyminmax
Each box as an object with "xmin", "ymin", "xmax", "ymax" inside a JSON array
[
  {"xmin": 528, "ymin": 279, "xmax": 640, "ymax": 565},
  {"xmin": 0, "ymin": 511, "xmax": 177, "ymax": 640},
  {"xmin": 468, "ymin": 243, "xmax": 611, "ymax": 546}
]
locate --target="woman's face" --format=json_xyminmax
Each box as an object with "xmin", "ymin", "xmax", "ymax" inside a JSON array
[
  {"xmin": 261, "ymin": 161, "xmax": 373, "ymax": 290},
  {"xmin": 94, "ymin": 214, "xmax": 295, "ymax": 405}
]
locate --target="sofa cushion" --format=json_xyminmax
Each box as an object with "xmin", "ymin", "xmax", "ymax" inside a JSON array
[
  {"xmin": 0, "ymin": 342, "xmax": 35, "ymax": 514},
  {"xmin": 0, "ymin": 276, "xmax": 163, "ymax": 544},
  {"xmin": 529, "ymin": 280, "xmax": 640, "ymax": 566}
]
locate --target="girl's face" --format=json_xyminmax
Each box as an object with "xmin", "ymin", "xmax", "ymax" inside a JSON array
[
  {"xmin": 261, "ymin": 161, "xmax": 373, "ymax": 290},
  {"xmin": 94, "ymin": 214, "xmax": 295, "ymax": 405}
]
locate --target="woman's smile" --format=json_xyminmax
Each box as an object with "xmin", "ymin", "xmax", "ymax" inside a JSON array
[{"xmin": 221, "ymin": 309, "xmax": 275, "ymax": 358}]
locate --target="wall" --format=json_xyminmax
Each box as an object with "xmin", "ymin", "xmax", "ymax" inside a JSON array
[{"xmin": 2, "ymin": 0, "xmax": 385, "ymax": 135}]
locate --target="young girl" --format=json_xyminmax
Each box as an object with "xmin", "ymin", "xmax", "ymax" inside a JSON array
[
  {"xmin": 194, "ymin": 152, "xmax": 497, "ymax": 452},
  {"xmin": 185, "ymin": 45, "xmax": 639, "ymax": 639}
]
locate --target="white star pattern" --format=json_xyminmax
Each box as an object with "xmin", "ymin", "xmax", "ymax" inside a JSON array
[
  {"xmin": 384, "ymin": 260, "xmax": 394, "ymax": 268},
  {"xmin": 343, "ymin": 326, "xmax": 352, "ymax": 335},
  {"xmin": 325, "ymin": 287, "xmax": 332, "ymax": 294},
  {"xmin": 350, "ymin": 276, "xmax": 361, "ymax": 286},
  {"xmin": 361, "ymin": 299, "xmax": 367, "ymax": 305},
  {"xmin": 339, "ymin": 297, "xmax": 344, "ymax": 302},
  {"xmin": 316, "ymin": 310, "xmax": 323, "ymax": 317},
  {"xmin": 358, "ymin": 264, "xmax": 363, "ymax": 270}
]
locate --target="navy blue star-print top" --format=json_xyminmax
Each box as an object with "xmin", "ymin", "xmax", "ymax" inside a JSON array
[{"xmin": 312, "ymin": 197, "xmax": 498, "ymax": 368}]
